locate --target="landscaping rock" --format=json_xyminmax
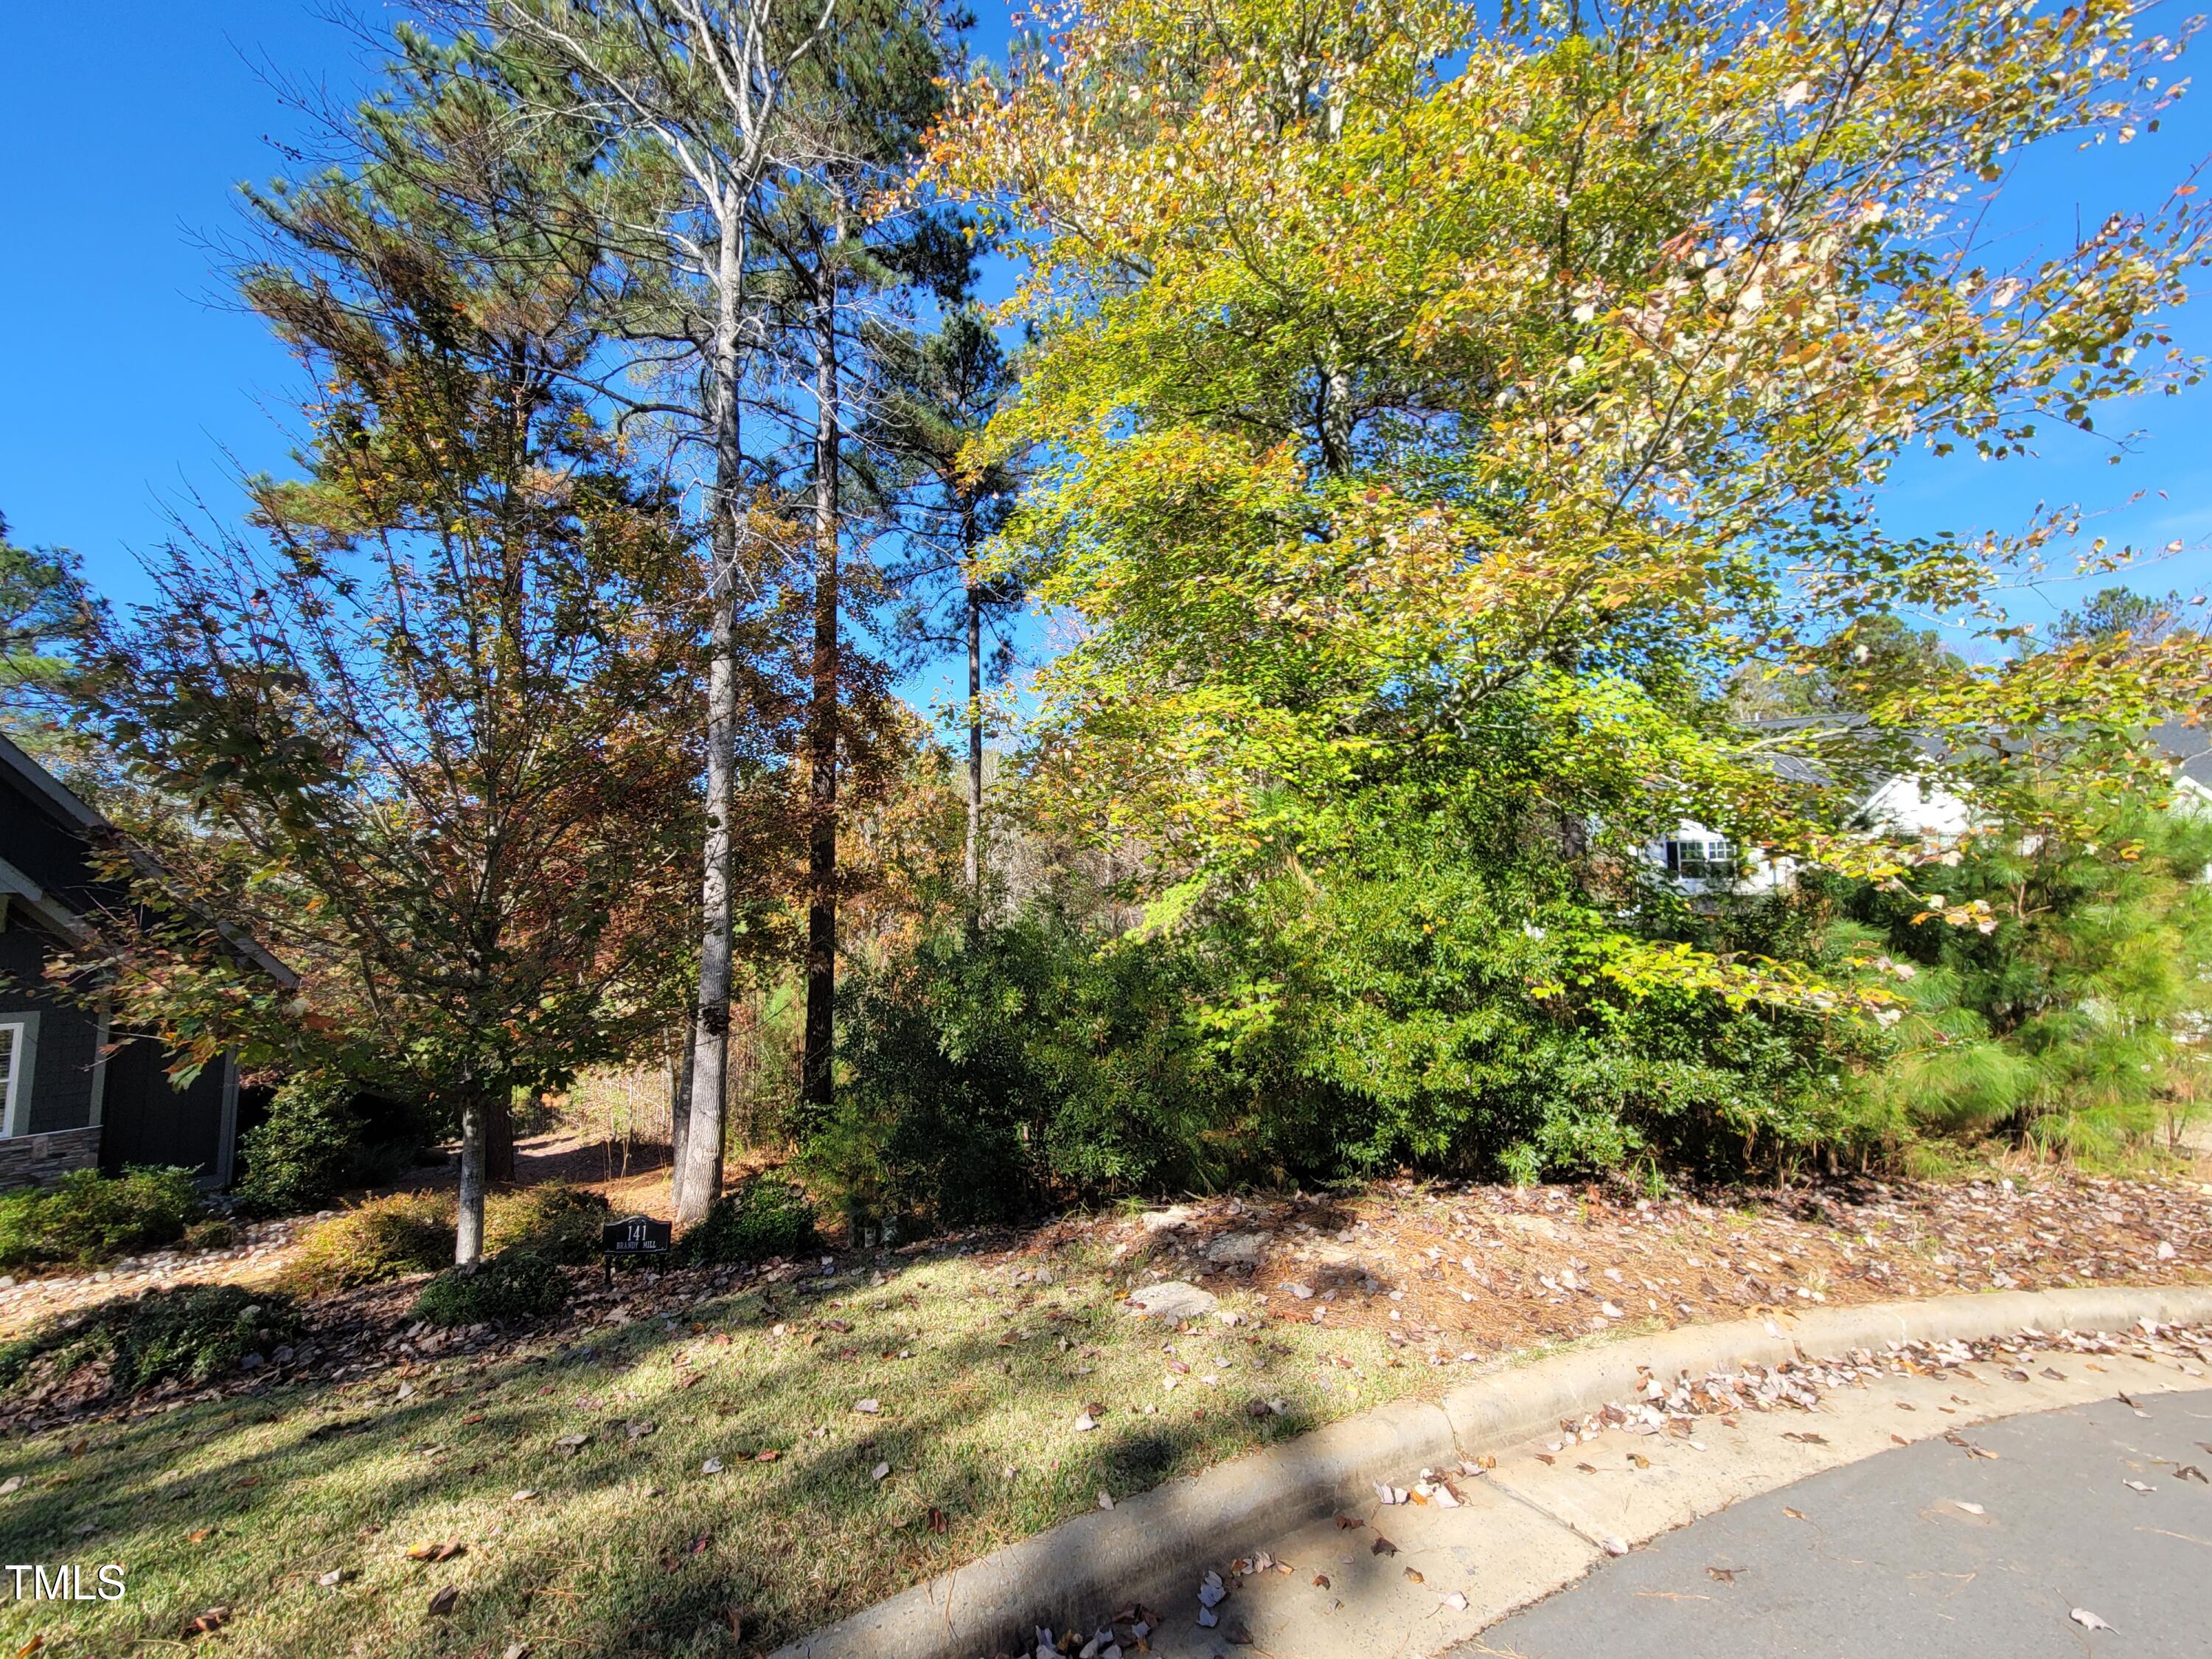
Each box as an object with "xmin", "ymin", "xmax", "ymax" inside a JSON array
[
  {"xmin": 1126, "ymin": 1281, "xmax": 1218, "ymax": 1321},
  {"xmin": 1206, "ymin": 1233, "xmax": 1267, "ymax": 1267}
]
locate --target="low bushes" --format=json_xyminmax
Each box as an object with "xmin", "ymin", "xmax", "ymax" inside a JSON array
[
  {"xmin": 284, "ymin": 1191, "xmax": 451, "ymax": 1292},
  {"xmin": 412, "ymin": 1249, "xmax": 568, "ymax": 1326},
  {"xmin": 0, "ymin": 1166, "xmax": 206, "ymax": 1271},
  {"xmin": 0, "ymin": 1284, "xmax": 302, "ymax": 1402},
  {"xmin": 485, "ymin": 1184, "xmax": 609, "ymax": 1265},
  {"xmin": 676, "ymin": 1175, "xmax": 818, "ymax": 1265},
  {"xmin": 285, "ymin": 1183, "xmax": 612, "ymax": 1293}
]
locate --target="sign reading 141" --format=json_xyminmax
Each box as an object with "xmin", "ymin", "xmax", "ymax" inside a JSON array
[{"xmin": 600, "ymin": 1214, "xmax": 672, "ymax": 1281}]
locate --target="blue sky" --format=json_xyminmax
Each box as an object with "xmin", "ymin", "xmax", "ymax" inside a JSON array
[{"xmin": 2, "ymin": 1, "xmax": 2207, "ymax": 703}]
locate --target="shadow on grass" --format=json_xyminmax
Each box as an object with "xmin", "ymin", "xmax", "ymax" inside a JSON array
[{"xmin": 0, "ymin": 1244, "xmax": 1340, "ymax": 1658}]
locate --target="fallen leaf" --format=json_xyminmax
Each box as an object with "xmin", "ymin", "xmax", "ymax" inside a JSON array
[
  {"xmin": 1371, "ymin": 1534, "xmax": 1398, "ymax": 1557},
  {"xmin": 1403, "ymin": 1567, "xmax": 1425, "ymax": 1584},
  {"xmin": 2124, "ymin": 1480, "xmax": 2154, "ymax": 1495},
  {"xmin": 0, "ymin": 1478, "xmax": 22, "ymax": 1497},
  {"xmin": 2174, "ymin": 1465, "xmax": 2208, "ymax": 1484},
  {"xmin": 317, "ymin": 1568, "xmax": 353, "ymax": 1588},
  {"xmin": 1312, "ymin": 1573, "xmax": 1331, "ymax": 1589},
  {"xmin": 700, "ymin": 1458, "xmax": 724, "ymax": 1475},
  {"xmin": 406, "ymin": 1541, "xmax": 467, "ymax": 1563},
  {"xmin": 754, "ymin": 1449, "xmax": 781, "ymax": 1463},
  {"xmin": 1074, "ymin": 1412, "xmax": 1099, "ymax": 1433},
  {"xmin": 512, "ymin": 1489, "xmax": 538, "ymax": 1502},
  {"xmin": 185, "ymin": 1607, "xmax": 230, "ymax": 1637},
  {"xmin": 2070, "ymin": 1608, "xmax": 2112, "ymax": 1632},
  {"xmin": 1601, "ymin": 1537, "xmax": 1630, "ymax": 1557},
  {"xmin": 1334, "ymin": 1513, "xmax": 1363, "ymax": 1529},
  {"xmin": 16, "ymin": 1637, "xmax": 43, "ymax": 1657},
  {"xmin": 188, "ymin": 1528, "xmax": 215, "ymax": 1544},
  {"xmin": 928, "ymin": 1507, "xmax": 949, "ymax": 1534},
  {"xmin": 1782, "ymin": 1433, "xmax": 1828, "ymax": 1446},
  {"xmin": 1783, "ymin": 1508, "xmax": 1806, "ymax": 1520},
  {"xmin": 1707, "ymin": 1567, "xmax": 1739, "ymax": 1585},
  {"xmin": 1439, "ymin": 1590, "xmax": 1469, "ymax": 1611},
  {"xmin": 502, "ymin": 1644, "xmax": 533, "ymax": 1659},
  {"xmin": 854, "ymin": 1399, "xmax": 880, "ymax": 1415},
  {"xmin": 872, "ymin": 1461, "xmax": 891, "ymax": 1482},
  {"xmin": 427, "ymin": 1585, "xmax": 459, "ymax": 1616},
  {"xmin": 1953, "ymin": 1501, "xmax": 1985, "ymax": 1516},
  {"xmin": 1222, "ymin": 1620, "xmax": 1253, "ymax": 1646}
]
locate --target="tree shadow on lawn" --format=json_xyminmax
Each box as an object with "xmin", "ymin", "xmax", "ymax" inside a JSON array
[{"xmin": 0, "ymin": 1252, "xmax": 1326, "ymax": 1658}]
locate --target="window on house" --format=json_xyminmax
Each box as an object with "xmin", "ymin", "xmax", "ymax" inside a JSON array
[
  {"xmin": 0, "ymin": 1015, "xmax": 34, "ymax": 1138},
  {"xmin": 1663, "ymin": 838, "xmax": 1736, "ymax": 882}
]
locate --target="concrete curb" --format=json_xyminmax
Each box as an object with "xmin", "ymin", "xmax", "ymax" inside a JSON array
[{"xmin": 768, "ymin": 1285, "xmax": 2212, "ymax": 1659}]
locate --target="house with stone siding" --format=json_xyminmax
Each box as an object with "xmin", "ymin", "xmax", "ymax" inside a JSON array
[{"xmin": 0, "ymin": 732, "xmax": 293, "ymax": 1192}]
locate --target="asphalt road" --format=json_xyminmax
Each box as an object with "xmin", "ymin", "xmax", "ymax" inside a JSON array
[{"xmin": 1458, "ymin": 1393, "xmax": 2212, "ymax": 1658}]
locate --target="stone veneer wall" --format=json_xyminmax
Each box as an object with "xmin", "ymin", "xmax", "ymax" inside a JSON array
[{"xmin": 0, "ymin": 1124, "xmax": 103, "ymax": 1191}]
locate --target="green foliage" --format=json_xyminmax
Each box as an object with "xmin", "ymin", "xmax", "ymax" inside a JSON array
[
  {"xmin": 1842, "ymin": 801, "xmax": 2212, "ymax": 1162},
  {"xmin": 915, "ymin": 0, "xmax": 2212, "ymax": 1130},
  {"xmin": 285, "ymin": 1184, "xmax": 615, "ymax": 1294},
  {"xmin": 411, "ymin": 1248, "xmax": 568, "ymax": 1326},
  {"xmin": 829, "ymin": 807, "xmax": 1899, "ymax": 1211},
  {"xmin": 0, "ymin": 1167, "xmax": 206, "ymax": 1271},
  {"xmin": 285, "ymin": 1192, "xmax": 453, "ymax": 1293},
  {"xmin": 0, "ymin": 511, "xmax": 91, "ymax": 699},
  {"xmin": 484, "ymin": 1184, "xmax": 610, "ymax": 1265},
  {"xmin": 676, "ymin": 1176, "xmax": 819, "ymax": 1265},
  {"xmin": 0, "ymin": 1285, "xmax": 301, "ymax": 1400},
  {"xmin": 233, "ymin": 1075, "xmax": 368, "ymax": 1217}
]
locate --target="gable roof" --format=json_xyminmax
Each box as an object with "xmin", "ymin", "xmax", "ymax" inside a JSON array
[{"xmin": 0, "ymin": 731, "xmax": 296, "ymax": 990}]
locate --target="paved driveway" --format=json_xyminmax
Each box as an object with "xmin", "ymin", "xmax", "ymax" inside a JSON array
[{"xmin": 1456, "ymin": 1394, "xmax": 2212, "ymax": 1658}]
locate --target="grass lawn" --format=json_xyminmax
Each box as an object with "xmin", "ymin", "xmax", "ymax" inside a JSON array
[
  {"xmin": 0, "ymin": 1236, "xmax": 1413, "ymax": 1658},
  {"xmin": 2, "ymin": 1168, "xmax": 2205, "ymax": 1656}
]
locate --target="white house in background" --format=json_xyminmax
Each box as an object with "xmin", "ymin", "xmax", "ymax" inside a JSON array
[{"xmin": 1649, "ymin": 719, "xmax": 2212, "ymax": 899}]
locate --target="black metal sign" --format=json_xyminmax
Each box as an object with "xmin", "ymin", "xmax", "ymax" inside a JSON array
[{"xmin": 600, "ymin": 1214, "xmax": 672, "ymax": 1279}]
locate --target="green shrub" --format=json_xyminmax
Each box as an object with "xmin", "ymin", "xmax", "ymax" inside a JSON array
[
  {"xmin": 183, "ymin": 1218, "xmax": 235, "ymax": 1252},
  {"xmin": 285, "ymin": 1183, "xmax": 615, "ymax": 1293},
  {"xmin": 284, "ymin": 1192, "xmax": 451, "ymax": 1293},
  {"xmin": 0, "ymin": 1285, "xmax": 302, "ymax": 1401},
  {"xmin": 0, "ymin": 1166, "xmax": 206, "ymax": 1271},
  {"xmin": 485, "ymin": 1184, "xmax": 610, "ymax": 1265},
  {"xmin": 677, "ymin": 1176, "xmax": 818, "ymax": 1265},
  {"xmin": 411, "ymin": 1249, "xmax": 568, "ymax": 1326},
  {"xmin": 233, "ymin": 1075, "xmax": 366, "ymax": 1217}
]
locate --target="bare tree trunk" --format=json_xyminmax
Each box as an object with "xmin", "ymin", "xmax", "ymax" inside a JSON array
[
  {"xmin": 801, "ymin": 253, "xmax": 840, "ymax": 1112},
  {"xmin": 668, "ymin": 1014, "xmax": 694, "ymax": 1175},
  {"xmin": 966, "ymin": 582, "xmax": 982, "ymax": 904},
  {"xmin": 677, "ymin": 201, "xmax": 750, "ymax": 1225},
  {"xmin": 456, "ymin": 1095, "xmax": 487, "ymax": 1265}
]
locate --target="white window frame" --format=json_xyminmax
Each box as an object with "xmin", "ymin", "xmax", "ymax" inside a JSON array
[{"xmin": 0, "ymin": 1012, "xmax": 40, "ymax": 1140}]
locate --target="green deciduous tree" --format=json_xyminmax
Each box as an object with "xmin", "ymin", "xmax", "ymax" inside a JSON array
[{"xmin": 927, "ymin": 0, "xmax": 2212, "ymax": 1004}]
